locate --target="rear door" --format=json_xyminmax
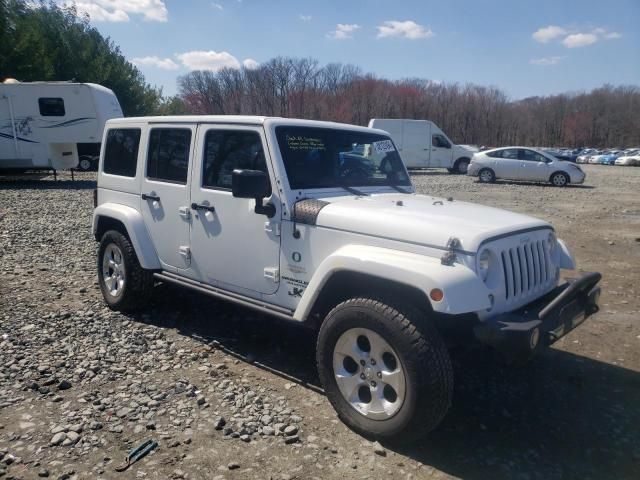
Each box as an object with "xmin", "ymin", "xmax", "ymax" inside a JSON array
[
  {"xmin": 401, "ymin": 121, "xmax": 430, "ymax": 167},
  {"xmin": 492, "ymin": 148, "xmax": 520, "ymax": 179},
  {"xmin": 140, "ymin": 124, "xmax": 196, "ymax": 271}
]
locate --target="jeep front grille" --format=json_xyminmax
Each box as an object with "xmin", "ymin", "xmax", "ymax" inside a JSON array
[{"xmin": 500, "ymin": 240, "xmax": 551, "ymax": 300}]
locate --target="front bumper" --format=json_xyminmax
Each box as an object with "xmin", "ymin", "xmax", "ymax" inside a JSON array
[{"xmin": 474, "ymin": 272, "xmax": 601, "ymax": 360}]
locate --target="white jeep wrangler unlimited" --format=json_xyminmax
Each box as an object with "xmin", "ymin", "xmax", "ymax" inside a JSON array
[{"xmin": 93, "ymin": 116, "xmax": 601, "ymax": 441}]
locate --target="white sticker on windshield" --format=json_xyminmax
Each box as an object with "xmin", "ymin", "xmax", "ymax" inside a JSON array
[{"xmin": 372, "ymin": 140, "xmax": 395, "ymax": 153}]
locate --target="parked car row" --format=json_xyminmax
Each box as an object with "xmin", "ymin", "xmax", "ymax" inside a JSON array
[{"xmin": 574, "ymin": 148, "xmax": 640, "ymax": 166}]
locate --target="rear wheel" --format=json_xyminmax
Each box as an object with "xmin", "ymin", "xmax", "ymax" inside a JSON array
[
  {"xmin": 98, "ymin": 230, "xmax": 154, "ymax": 311},
  {"xmin": 316, "ymin": 296, "xmax": 453, "ymax": 442},
  {"xmin": 79, "ymin": 156, "xmax": 92, "ymax": 171},
  {"xmin": 550, "ymin": 171, "xmax": 569, "ymax": 187},
  {"xmin": 478, "ymin": 168, "xmax": 495, "ymax": 183}
]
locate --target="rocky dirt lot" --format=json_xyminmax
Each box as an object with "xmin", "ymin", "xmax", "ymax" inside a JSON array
[{"xmin": 0, "ymin": 165, "xmax": 638, "ymax": 480}]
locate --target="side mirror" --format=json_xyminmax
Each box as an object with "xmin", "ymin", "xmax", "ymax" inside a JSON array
[{"xmin": 231, "ymin": 169, "xmax": 275, "ymax": 218}]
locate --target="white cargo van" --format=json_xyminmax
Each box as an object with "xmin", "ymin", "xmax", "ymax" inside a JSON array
[
  {"xmin": 0, "ymin": 80, "xmax": 123, "ymax": 173},
  {"xmin": 368, "ymin": 119, "xmax": 476, "ymax": 173}
]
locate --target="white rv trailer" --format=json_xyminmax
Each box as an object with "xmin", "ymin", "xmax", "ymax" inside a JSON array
[{"xmin": 0, "ymin": 80, "xmax": 123, "ymax": 173}]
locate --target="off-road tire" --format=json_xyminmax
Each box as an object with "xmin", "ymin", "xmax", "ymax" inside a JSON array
[
  {"xmin": 316, "ymin": 296, "xmax": 453, "ymax": 443},
  {"xmin": 98, "ymin": 230, "xmax": 154, "ymax": 311},
  {"xmin": 478, "ymin": 168, "xmax": 496, "ymax": 183}
]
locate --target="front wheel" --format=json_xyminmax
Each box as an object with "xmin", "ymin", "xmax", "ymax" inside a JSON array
[
  {"xmin": 98, "ymin": 230, "xmax": 154, "ymax": 311},
  {"xmin": 316, "ymin": 297, "xmax": 453, "ymax": 442},
  {"xmin": 550, "ymin": 171, "xmax": 569, "ymax": 187},
  {"xmin": 453, "ymin": 158, "xmax": 470, "ymax": 174}
]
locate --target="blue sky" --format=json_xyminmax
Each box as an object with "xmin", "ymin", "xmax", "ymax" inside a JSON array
[{"xmin": 66, "ymin": 0, "xmax": 640, "ymax": 99}]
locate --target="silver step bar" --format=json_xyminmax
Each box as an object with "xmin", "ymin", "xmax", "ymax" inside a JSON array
[{"xmin": 153, "ymin": 272, "xmax": 295, "ymax": 321}]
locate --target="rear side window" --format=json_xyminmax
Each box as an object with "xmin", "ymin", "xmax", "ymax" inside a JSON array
[
  {"xmin": 202, "ymin": 130, "xmax": 267, "ymax": 190},
  {"xmin": 38, "ymin": 98, "xmax": 65, "ymax": 116},
  {"xmin": 103, "ymin": 128, "xmax": 141, "ymax": 177},
  {"xmin": 146, "ymin": 129, "xmax": 192, "ymax": 184},
  {"xmin": 488, "ymin": 148, "xmax": 518, "ymax": 159}
]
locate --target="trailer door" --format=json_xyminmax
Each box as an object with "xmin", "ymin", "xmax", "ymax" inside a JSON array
[{"xmin": 0, "ymin": 94, "xmax": 19, "ymax": 161}]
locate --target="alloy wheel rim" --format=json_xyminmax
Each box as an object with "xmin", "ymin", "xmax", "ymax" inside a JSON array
[
  {"xmin": 553, "ymin": 174, "xmax": 566, "ymax": 186},
  {"xmin": 102, "ymin": 244, "xmax": 125, "ymax": 297},
  {"xmin": 480, "ymin": 170, "xmax": 492, "ymax": 182},
  {"xmin": 332, "ymin": 327, "xmax": 406, "ymax": 420}
]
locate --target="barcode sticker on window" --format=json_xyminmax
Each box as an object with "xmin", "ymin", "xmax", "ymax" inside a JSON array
[{"xmin": 372, "ymin": 140, "xmax": 395, "ymax": 153}]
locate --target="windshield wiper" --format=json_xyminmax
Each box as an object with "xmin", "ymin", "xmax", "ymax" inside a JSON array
[
  {"xmin": 388, "ymin": 184, "xmax": 411, "ymax": 194},
  {"xmin": 338, "ymin": 183, "xmax": 368, "ymax": 196}
]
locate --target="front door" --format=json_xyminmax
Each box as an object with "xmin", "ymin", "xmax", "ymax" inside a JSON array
[
  {"xmin": 401, "ymin": 121, "xmax": 430, "ymax": 167},
  {"xmin": 140, "ymin": 125, "xmax": 195, "ymax": 271},
  {"xmin": 431, "ymin": 133, "xmax": 453, "ymax": 167},
  {"xmin": 518, "ymin": 149, "xmax": 552, "ymax": 181},
  {"xmin": 189, "ymin": 125, "xmax": 281, "ymax": 295}
]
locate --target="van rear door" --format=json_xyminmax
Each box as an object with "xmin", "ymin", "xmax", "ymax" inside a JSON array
[{"xmin": 401, "ymin": 120, "xmax": 430, "ymax": 168}]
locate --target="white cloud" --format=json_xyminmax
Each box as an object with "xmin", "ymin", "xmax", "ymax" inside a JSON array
[
  {"xmin": 242, "ymin": 58, "xmax": 259, "ymax": 69},
  {"xmin": 327, "ymin": 23, "xmax": 361, "ymax": 40},
  {"xmin": 299, "ymin": 14, "xmax": 312, "ymax": 21},
  {"xmin": 132, "ymin": 56, "xmax": 179, "ymax": 70},
  {"xmin": 603, "ymin": 31, "xmax": 622, "ymax": 39},
  {"xmin": 68, "ymin": 0, "xmax": 168, "ymax": 22},
  {"xmin": 211, "ymin": 2, "xmax": 223, "ymax": 10},
  {"xmin": 376, "ymin": 20, "xmax": 434, "ymax": 39},
  {"xmin": 176, "ymin": 50, "xmax": 241, "ymax": 71},
  {"xmin": 562, "ymin": 33, "xmax": 598, "ymax": 48},
  {"xmin": 530, "ymin": 56, "xmax": 564, "ymax": 66},
  {"xmin": 532, "ymin": 25, "xmax": 566, "ymax": 43},
  {"xmin": 532, "ymin": 25, "xmax": 622, "ymax": 48}
]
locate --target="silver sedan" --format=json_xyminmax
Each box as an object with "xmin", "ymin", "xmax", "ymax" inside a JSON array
[{"xmin": 467, "ymin": 147, "xmax": 586, "ymax": 186}]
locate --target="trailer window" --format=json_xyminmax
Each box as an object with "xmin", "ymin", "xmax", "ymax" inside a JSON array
[
  {"xmin": 38, "ymin": 98, "xmax": 65, "ymax": 116},
  {"xmin": 103, "ymin": 128, "xmax": 141, "ymax": 177},
  {"xmin": 146, "ymin": 129, "xmax": 192, "ymax": 184}
]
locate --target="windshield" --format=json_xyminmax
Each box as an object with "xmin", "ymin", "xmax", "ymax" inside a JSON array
[{"xmin": 275, "ymin": 126, "xmax": 411, "ymax": 190}]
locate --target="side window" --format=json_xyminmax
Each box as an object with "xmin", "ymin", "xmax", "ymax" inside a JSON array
[
  {"xmin": 202, "ymin": 130, "xmax": 268, "ymax": 190},
  {"xmin": 486, "ymin": 150, "xmax": 502, "ymax": 158},
  {"xmin": 38, "ymin": 98, "xmax": 65, "ymax": 116},
  {"xmin": 520, "ymin": 149, "xmax": 547, "ymax": 162},
  {"xmin": 103, "ymin": 128, "xmax": 141, "ymax": 177},
  {"xmin": 146, "ymin": 129, "xmax": 192, "ymax": 184},
  {"xmin": 500, "ymin": 149, "xmax": 519, "ymax": 159},
  {"xmin": 432, "ymin": 134, "xmax": 451, "ymax": 149}
]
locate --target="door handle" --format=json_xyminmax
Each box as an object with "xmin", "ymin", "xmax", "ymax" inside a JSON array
[
  {"xmin": 142, "ymin": 193, "xmax": 160, "ymax": 201},
  {"xmin": 191, "ymin": 202, "xmax": 215, "ymax": 213}
]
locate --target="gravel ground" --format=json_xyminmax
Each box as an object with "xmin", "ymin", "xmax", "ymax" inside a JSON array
[{"xmin": 0, "ymin": 165, "xmax": 639, "ymax": 479}]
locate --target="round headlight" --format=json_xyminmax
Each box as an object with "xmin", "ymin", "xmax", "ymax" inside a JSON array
[{"xmin": 478, "ymin": 249, "xmax": 492, "ymax": 281}]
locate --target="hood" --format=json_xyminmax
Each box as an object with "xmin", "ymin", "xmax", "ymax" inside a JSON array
[{"xmin": 312, "ymin": 193, "xmax": 550, "ymax": 253}]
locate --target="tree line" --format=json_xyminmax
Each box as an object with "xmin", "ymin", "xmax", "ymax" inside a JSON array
[
  {"xmin": 178, "ymin": 58, "xmax": 640, "ymax": 148},
  {"xmin": 2, "ymin": 1, "xmax": 637, "ymax": 147},
  {"xmin": 0, "ymin": 0, "xmax": 169, "ymax": 116}
]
